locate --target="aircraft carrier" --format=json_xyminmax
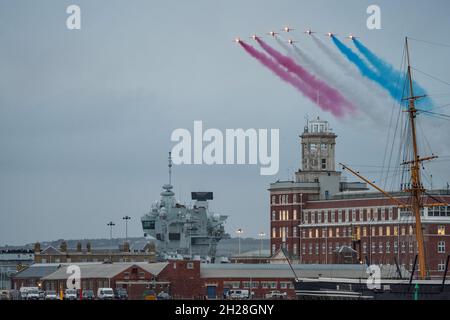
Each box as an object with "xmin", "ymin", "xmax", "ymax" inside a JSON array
[{"xmin": 141, "ymin": 153, "xmax": 228, "ymax": 261}]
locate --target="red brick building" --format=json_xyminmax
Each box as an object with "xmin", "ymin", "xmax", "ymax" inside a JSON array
[{"xmin": 269, "ymin": 117, "xmax": 450, "ymax": 276}]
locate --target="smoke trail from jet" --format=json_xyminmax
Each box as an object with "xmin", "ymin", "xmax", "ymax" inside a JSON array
[
  {"xmin": 308, "ymin": 35, "xmax": 399, "ymax": 123},
  {"xmin": 311, "ymin": 36, "xmax": 361, "ymax": 80},
  {"xmin": 331, "ymin": 36, "xmax": 405, "ymax": 102},
  {"xmin": 238, "ymin": 41, "xmax": 345, "ymax": 117},
  {"xmin": 255, "ymin": 37, "xmax": 356, "ymax": 114},
  {"xmin": 353, "ymin": 38, "xmax": 432, "ymax": 107}
]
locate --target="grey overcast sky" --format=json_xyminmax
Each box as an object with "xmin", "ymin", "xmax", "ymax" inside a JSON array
[{"xmin": 1, "ymin": 0, "xmax": 450, "ymax": 245}]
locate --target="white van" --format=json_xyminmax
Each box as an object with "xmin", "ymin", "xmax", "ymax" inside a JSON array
[
  {"xmin": 97, "ymin": 288, "xmax": 114, "ymax": 300},
  {"xmin": 228, "ymin": 289, "xmax": 250, "ymax": 300}
]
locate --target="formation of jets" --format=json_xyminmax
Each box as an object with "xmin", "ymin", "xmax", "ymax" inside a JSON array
[{"xmin": 235, "ymin": 27, "xmax": 358, "ymax": 44}]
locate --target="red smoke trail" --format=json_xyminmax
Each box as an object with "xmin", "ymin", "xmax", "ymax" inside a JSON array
[
  {"xmin": 239, "ymin": 41, "xmax": 344, "ymax": 117},
  {"xmin": 255, "ymin": 37, "xmax": 356, "ymax": 114}
]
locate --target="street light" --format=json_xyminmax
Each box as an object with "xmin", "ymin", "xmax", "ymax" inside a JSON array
[
  {"xmin": 235, "ymin": 229, "xmax": 244, "ymax": 255},
  {"xmin": 107, "ymin": 221, "xmax": 116, "ymax": 240},
  {"xmin": 107, "ymin": 221, "xmax": 115, "ymax": 262},
  {"xmin": 122, "ymin": 216, "xmax": 131, "ymax": 243},
  {"xmin": 258, "ymin": 232, "xmax": 266, "ymax": 261}
]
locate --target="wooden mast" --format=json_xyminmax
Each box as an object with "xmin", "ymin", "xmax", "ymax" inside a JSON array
[{"xmin": 404, "ymin": 37, "xmax": 427, "ymax": 279}]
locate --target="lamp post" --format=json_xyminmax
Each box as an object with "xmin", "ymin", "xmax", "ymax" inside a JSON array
[
  {"xmin": 258, "ymin": 232, "xmax": 266, "ymax": 262},
  {"xmin": 107, "ymin": 221, "xmax": 115, "ymax": 262},
  {"xmin": 122, "ymin": 216, "xmax": 131, "ymax": 243},
  {"xmin": 235, "ymin": 229, "xmax": 244, "ymax": 255}
]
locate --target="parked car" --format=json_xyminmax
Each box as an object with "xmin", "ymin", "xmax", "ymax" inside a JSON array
[
  {"xmin": 143, "ymin": 289, "xmax": 156, "ymax": 300},
  {"xmin": 97, "ymin": 288, "xmax": 114, "ymax": 300},
  {"xmin": 45, "ymin": 290, "xmax": 59, "ymax": 300},
  {"xmin": 19, "ymin": 287, "xmax": 39, "ymax": 300},
  {"xmin": 64, "ymin": 289, "xmax": 77, "ymax": 300},
  {"xmin": 157, "ymin": 292, "xmax": 171, "ymax": 300},
  {"xmin": 25, "ymin": 289, "xmax": 40, "ymax": 300},
  {"xmin": 264, "ymin": 290, "xmax": 287, "ymax": 299},
  {"xmin": 0, "ymin": 290, "xmax": 11, "ymax": 300},
  {"xmin": 114, "ymin": 288, "xmax": 128, "ymax": 300},
  {"xmin": 82, "ymin": 289, "xmax": 95, "ymax": 300},
  {"xmin": 228, "ymin": 289, "xmax": 250, "ymax": 300}
]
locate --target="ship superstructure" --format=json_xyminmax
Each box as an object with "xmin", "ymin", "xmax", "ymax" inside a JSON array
[{"xmin": 141, "ymin": 153, "xmax": 227, "ymax": 260}]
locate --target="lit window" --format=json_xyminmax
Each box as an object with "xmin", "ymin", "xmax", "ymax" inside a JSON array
[
  {"xmin": 386, "ymin": 226, "xmax": 391, "ymax": 236},
  {"xmin": 336, "ymin": 228, "xmax": 340, "ymax": 238},
  {"xmin": 363, "ymin": 227, "xmax": 367, "ymax": 237},
  {"xmin": 394, "ymin": 226, "xmax": 398, "ymax": 236},
  {"xmin": 409, "ymin": 226, "xmax": 414, "ymax": 236},
  {"xmin": 438, "ymin": 226, "xmax": 446, "ymax": 235},
  {"xmin": 293, "ymin": 210, "xmax": 297, "ymax": 220},
  {"xmin": 379, "ymin": 226, "xmax": 383, "ymax": 237},
  {"xmin": 328, "ymin": 228, "xmax": 333, "ymax": 238}
]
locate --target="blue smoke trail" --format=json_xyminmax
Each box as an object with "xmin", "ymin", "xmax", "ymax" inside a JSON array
[
  {"xmin": 353, "ymin": 38, "xmax": 432, "ymax": 107},
  {"xmin": 331, "ymin": 36, "xmax": 404, "ymax": 102}
]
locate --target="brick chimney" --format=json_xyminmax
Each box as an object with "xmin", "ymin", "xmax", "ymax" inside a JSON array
[{"xmin": 34, "ymin": 242, "xmax": 41, "ymax": 253}]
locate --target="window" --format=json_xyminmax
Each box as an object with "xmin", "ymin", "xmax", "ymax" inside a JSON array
[
  {"xmin": 322, "ymin": 243, "xmax": 326, "ymax": 254},
  {"xmin": 328, "ymin": 228, "xmax": 333, "ymax": 238},
  {"xmin": 293, "ymin": 243, "xmax": 297, "ymax": 255},
  {"xmin": 379, "ymin": 242, "xmax": 383, "ymax": 254},
  {"xmin": 293, "ymin": 227, "xmax": 297, "ymax": 238},
  {"xmin": 302, "ymin": 244, "xmax": 306, "ymax": 255},
  {"xmin": 438, "ymin": 241, "xmax": 445, "ymax": 253},
  {"xmin": 321, "ymin": 143, "xmax": 327, "ymax": 150},
  {"xmin": 386, "ymin": 226, "xmax": 391, "ymax": 236},
  {"xmin": 315, "ymin": 243, "xmax": 319, "ymax": 255},
  {"xmin": 371, "ymin": 227, "xmax": 376, "ymax": 237},
  {"xmin": 280, "ymin": 282, "xmax": 289, "ymax": 289},
  {"xmin": 409, "ymin": 242, "xmax": 414, "ymax": 254},
  {"xmin": 272, "ymin": 227, "xmax": 276, "ymax": 238},
  {"xmin": 322, "ymin": 228, "xmax": 327, "ymax": 238},
  {"xmin": 271, "ymin": 211, "xmax": 276, "ymax": 221},
  {"xmin": 352, "ymin": 209, "xmax": 356, "ymax": 222},
  {"xmin": 318, "ymin": 211, "xmax": 322, "ymax": 223},
  {"xmin": 338, "ymin": 210, "xmax": 342, "ymax": 223},
  {"xmin": 401, "ymin": 242, "xmax": 406, "ymax": 253},
  {"xmin": 293, "ymin": 210, "xmax": 297, "ymax": 220},
  {"xmin": 363, "ymin": 242, "xmax": 367, "ymax": 254},
  {"xmin": 394, "ymin": 241, "xmax": 398, "ymax": 254},
  {"xmin": 394, "ymin": 226, "xmax": 398, "ymax": 236},
  {"xmin": 379, "ymin": 226, "xmax": 383, "ymax": 237},
  {"xmin": 401, "ymin": 227, "xmax": 406, "ymax": 236},
  {"xmin": 363, "ymin": 227, "xmax": 367, "ymax": 237},
  {"xmin": 271, "ymin": 196, "xmax": 276, "ymax": 204},
  {"xmin": 309, "ymin": 243, "xmax": 313, "ymax": 255},
  {"xmin": 389, "ymin": 208, "xmax": 393, "ymax": 220},
  {"xmin": 336, "ymin": 228, "xmax": 340, "ymax": 238},
  {"xmin": 139, "ymin": 272, "xmax": 145, "ymax": 279},
  {"xmin": 331, "ymin": 211, "xmax": 335, "ymax": 223},
  {"xmin": 321, "ymin": 159, "xmax": 327, "ymax": 170},
  {"xmin": 272, "ymin": 244, "xmax": 276, "ymax": 254},
  {"xmin": 187, "ymin": 262, "xmax": 194, "ymax": 269},
  {"xmin": 386, "ymin": 242, "xmax": 391, "ymax": 254},
  {"xmin": 438, "ymin": 261, "xmax": 446, "ymax": 272},
  {"xmin": 371, "ymin": 243, "xmax": 376, "ymax": 254},
  {"xmin": 345, "ymin": 210, "xmax": 349, "ymax": 222},
  {"xmin": 225, "ymin": 281, "xmax": 241, "ymax": 289},
  {"xmin": 438, "ymin": 226, "xmax": 446, "ymax": 235},
  {"xmin": 409, "ymin": 226, "xmax": 414, "ymax": 236}
]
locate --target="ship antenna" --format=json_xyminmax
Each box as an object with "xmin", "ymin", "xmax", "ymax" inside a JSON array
[{"xmin": 168, "ymin": 151, "xmax": 173, "ymax": 186}]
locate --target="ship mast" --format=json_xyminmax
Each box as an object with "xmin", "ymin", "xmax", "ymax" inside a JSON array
[{"xmin": 404, "ymin": 37, "xmax": 428, "ymax": 279}]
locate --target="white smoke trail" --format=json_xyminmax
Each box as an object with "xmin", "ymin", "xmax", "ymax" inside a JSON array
[{"xmin": 274, "ymin": 35, "xmax": 391, "ymax": 124}]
